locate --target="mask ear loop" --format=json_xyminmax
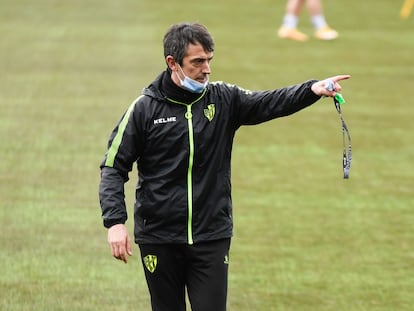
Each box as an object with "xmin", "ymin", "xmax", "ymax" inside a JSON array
[{"xmin": 333, "ymin": 95, "xmax": 352, "ymax": 179}]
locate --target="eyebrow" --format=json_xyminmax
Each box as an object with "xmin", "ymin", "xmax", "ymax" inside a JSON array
[{"xmin": 190, "ymin": 56, "xmax": 214, "ymax": 63}]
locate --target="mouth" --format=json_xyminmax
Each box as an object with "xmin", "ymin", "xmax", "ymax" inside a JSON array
[{"xmin": 197, "ymin": 75, "xmax": 208, "ymax": 83}]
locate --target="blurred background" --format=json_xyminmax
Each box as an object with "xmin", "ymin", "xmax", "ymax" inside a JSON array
[{"xmin": 1, "ymin": 0, "xmax": 413, "ymax": 310}]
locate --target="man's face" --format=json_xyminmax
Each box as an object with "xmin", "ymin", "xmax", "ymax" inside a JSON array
[{"xmin": 169, "ymin": 43, "xmax": 213, "ymax": 85}]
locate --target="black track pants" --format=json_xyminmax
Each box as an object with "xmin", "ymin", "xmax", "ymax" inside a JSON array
[{"xmin": 139, "ymin": 238, "xmax": 231, "ymax": 311}]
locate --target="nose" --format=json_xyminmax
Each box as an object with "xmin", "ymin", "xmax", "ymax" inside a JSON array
[{"xmin": 202, "ymin": 61, "xmax": 211, "ymax": 74}]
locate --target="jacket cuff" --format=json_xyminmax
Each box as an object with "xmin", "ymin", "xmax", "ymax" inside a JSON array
[{"xmin": 103, "ymin": 218, "xmax": 126, "ymax": 229}]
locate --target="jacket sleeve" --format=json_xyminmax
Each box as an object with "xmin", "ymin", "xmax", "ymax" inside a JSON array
[
  {"xmin": 99, "ymin": 167, "xmax": 128, "ymax": 228},
  {"xmin": 228, "ymin": 79, "xmax": 321, "ymax": 127},
  {"xmin": 98, "ymin": 98, "xmax": 144, "ymax": 228}
]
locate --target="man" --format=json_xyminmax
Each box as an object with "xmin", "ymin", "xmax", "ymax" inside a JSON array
[{"xmin": 99, "ymin": 22, "xmax": 350, "ymax": 311}]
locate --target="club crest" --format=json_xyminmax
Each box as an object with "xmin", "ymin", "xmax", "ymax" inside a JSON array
[
  {"xmin": 143, "ymin": 254, "xmax": 157, "ymax": 273},
  {"xmin": 204, "ymin": 104, "xmax": 215, "ymax": 122}
]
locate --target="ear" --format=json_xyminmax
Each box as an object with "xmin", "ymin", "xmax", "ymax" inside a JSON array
[{"xmin": 166, "ymin": 55, "xmax": 176, "ymax": 71}]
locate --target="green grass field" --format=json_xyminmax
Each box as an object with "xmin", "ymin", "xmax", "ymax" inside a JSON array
[{"xmin": 1, "ymin": 0, "xmax": 413, "ymax": 310}]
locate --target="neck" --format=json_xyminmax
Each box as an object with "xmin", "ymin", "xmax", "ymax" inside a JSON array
[{"xmin": 162, "ymin": 69, "xmax": 203, "ymax": 104}]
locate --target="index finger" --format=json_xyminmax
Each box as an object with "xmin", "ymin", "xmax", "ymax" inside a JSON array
[
  {"xmin": 116, "ymin": 242, "xmax": 128, "ymax": 263},
  {"xmin": 331, "ymin": 75, "xmax": 351, "ymax": 83}
]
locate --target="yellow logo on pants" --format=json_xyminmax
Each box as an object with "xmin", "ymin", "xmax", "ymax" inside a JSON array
[{"xmin": 143, "ymin": 254, "xmax": 158, "ymax": 273}]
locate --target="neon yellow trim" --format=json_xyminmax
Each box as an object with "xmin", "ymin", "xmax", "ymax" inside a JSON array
[
  {"xmin": 105, "ymin": 98, "xmax": 140, "ymax": 167},
  {"xmin": 186, "ymin": 105, "xmax": 194, "ymax": 245}
]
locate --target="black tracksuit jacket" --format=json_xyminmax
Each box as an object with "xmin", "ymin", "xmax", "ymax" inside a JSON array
[{"xmin": 99, "ymin": 70, "xmax": 321, "ymax": 245}]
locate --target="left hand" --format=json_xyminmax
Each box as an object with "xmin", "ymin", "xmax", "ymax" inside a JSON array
[{"xmin": 311, "ymin": 75, "xmax": 351, "ymax": 97}]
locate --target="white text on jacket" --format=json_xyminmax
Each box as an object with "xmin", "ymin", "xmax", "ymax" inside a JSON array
[{"xmin": 153, "ymin": 117, "xmax": 177, "ymax": 125}]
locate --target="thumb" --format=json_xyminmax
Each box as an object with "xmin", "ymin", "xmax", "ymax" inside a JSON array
[{"xmin": 126, "ymin": 234, "xmax": 133, "ymax": 256}]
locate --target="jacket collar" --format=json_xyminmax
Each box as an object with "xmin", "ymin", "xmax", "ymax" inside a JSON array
[{"xmin": 143, "ymin": 69, "xmax": 207, "ymax": 104}]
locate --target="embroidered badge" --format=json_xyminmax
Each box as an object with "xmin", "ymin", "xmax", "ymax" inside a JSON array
[
  {"xmin": 204, "ymin": 104, "xmax": 215, "ymax": 122},
  {"xmin": 143, "ymin": 254, "xmax": 158, "ymax": 273}
]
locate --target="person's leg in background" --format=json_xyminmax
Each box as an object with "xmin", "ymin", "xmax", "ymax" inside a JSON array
[
  {"xmin": 278, "ymin": 0, "xmax": 309, "ymax": 41},
  {"xmin": 306, "ymin": 0, "xmax": 338, "ymax": 40},
  {"xmin": 278, "ymin": 0, "xmax": 338, "ymax": 41}
]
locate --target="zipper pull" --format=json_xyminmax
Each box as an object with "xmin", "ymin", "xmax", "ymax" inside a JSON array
[{"xmin": 185, "ymin": 106, "xmax": 192, "ymax": 119}]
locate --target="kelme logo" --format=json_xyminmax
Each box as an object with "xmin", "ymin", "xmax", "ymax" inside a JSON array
[
  {"xmin": 204, "ymin": 104, "xmax": 215, "ymax": 122},
  {"xmin": 143, "ymin": 254, "xmax": 158, "ymax": 273}
]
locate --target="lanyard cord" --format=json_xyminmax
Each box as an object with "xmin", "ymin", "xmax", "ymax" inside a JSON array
[{"xmin": 333, "ymin": 97, "xmax": 352, "ymax": 179}]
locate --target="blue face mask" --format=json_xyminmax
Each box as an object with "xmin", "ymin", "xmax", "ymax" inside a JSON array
[{"xmin": 176, "ymin": 64, "xmax": 209, "ymax": 93}]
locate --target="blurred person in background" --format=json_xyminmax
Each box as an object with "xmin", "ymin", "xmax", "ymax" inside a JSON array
[
  {"xmin": 99, "ymin": 22, "xmax": 349, "ymax": 311},
  {"xmin": 278, "ymin": 0, "xmax": 338, "ymax": 41}
]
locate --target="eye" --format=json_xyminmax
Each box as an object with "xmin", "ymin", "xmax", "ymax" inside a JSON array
[
  {"xmin": 191, "ymin": 57, "xmax": 213, "ymax": 67},
  {"xmin": 193, "ymin": 59, "xmax": 204, "ymax": 66}
]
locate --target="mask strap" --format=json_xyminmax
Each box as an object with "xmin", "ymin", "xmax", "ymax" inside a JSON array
[
  {"xmin": 333, "ymin": 95, "xmax": 352, "ymax": 179},
  {"xmin": 174, "ymin": 63, "xmax": 185, "ymax": 84}
]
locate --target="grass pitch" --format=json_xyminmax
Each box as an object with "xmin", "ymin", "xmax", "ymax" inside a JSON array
[{"xmin": 1, "ymin": 0, "xmax": 413, "ymax": 310}]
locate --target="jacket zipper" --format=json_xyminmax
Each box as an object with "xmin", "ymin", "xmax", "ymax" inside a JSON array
[
  {"xmin": 185, "ymin": 105, "xmax": 194, "ymax": 245},
  {"xmin": 166, "ymin": 90, "xmax": 206, "ymax": 245}
]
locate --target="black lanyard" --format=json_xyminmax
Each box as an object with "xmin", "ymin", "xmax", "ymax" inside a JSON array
[{"xmin": 333, "ymin": 94, "xmax": 352, "ymax": 179}]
